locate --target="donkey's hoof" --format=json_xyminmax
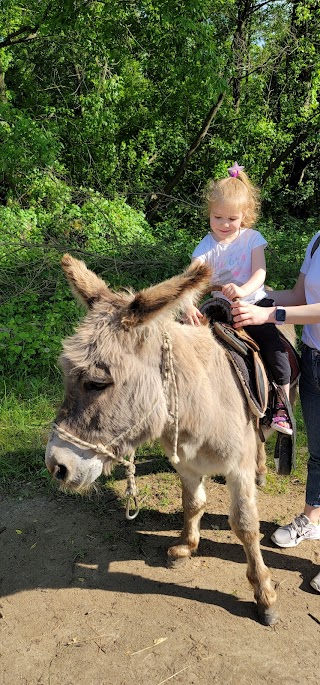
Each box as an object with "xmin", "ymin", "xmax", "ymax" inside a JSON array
[
  {"xmin": 255, "ymin": 473, "xmax": 266, "ymax": 488},
  {"xmin": 257, "ymin": 603, "xmax": 279, "ymax": 626},
  {"xmin": 167, "ymin": 555, "xmax": 188, "ymax": 569},
  {"xmin": 167, "ymin": 544, "xmax": 192, "ymax": 568}
]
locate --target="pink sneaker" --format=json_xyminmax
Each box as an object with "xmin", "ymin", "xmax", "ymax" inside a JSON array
[{"xmin": 271, "ymin": 403, "xmax": 293, "ymax": 436}]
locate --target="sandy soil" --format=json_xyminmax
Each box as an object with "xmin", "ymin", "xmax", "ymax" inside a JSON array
[{"xmin": 1, "ymin": 463, "xmax": 320, "ymax": 685}]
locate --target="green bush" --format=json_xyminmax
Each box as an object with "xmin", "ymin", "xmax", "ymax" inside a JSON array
[
  {"xmin": 0, "ymin": 188, "xmax": 189, "ymax": 376},
  {"xmin": 1, "ymin": 174, "xmax": 318, "ymax": 379}
]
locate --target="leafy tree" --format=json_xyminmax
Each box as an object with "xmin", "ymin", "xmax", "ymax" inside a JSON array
[{"xmin": 0, "ymin": 0, "xmax": 319, "ymax": 378}]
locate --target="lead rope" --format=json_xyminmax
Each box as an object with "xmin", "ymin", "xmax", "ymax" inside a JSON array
[
  {"xmin": 162, "ymin": 332, "xmax": 180, "ymax": 465},
  {"xmin": 52, "ymin": 331, "xmax": 180, "ymax": 518}
]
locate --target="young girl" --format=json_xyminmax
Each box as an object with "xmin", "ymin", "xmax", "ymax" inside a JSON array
[{"xmin": 184, "ymin": 162, "xmax": 292, "ymax": 435}]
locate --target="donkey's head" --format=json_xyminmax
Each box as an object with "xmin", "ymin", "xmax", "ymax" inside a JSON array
[{"xmin": 45, "ymin": 254, "xmax": 211, "ymax": 491}]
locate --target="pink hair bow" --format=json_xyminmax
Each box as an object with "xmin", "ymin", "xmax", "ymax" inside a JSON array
[{"xmin": 228, "ymin": 161, "xmax": 244, "ymax": 177}]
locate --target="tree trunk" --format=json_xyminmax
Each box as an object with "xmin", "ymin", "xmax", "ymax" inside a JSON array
[{"xmin": 0, "ymin": 69, "xmax": 7, "ymax": 103}]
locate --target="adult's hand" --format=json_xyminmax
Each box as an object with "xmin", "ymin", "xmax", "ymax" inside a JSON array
[{"xmin": 231, "ymin": 301, "xmax": 274, "ymax": 328}]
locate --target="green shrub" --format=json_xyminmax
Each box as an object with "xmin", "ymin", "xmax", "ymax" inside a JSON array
[
  {"xmin": 0, "ymin": 189, "xmax": 189, "ymax": 376},
  {"xmin": 1, "ymin": 177, "xmax": 318, "ymax": 378}
]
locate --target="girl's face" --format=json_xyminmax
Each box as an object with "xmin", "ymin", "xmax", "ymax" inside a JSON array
[{"xmin": 210, "ymin": 201, "xmax": 245, "ymax": 242}]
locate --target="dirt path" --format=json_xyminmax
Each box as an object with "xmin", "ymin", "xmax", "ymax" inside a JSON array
[{"xmin": 1, "ymin": 467, "xmax": 320, "ymax": 685}]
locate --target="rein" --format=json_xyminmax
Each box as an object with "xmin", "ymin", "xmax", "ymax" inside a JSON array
[{"xmin": 52, "ymin": 331, "xmax": 179, "ymax": 520}]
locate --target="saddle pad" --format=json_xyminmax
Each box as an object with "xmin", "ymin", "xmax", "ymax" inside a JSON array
[
  {"xmin": 200, "ymin": 296, "xmax": 299, "ymax": 422},
  {"xmin": 200, "ymin": 301, "xmax": 268, "ymax": 418},
  {"xmin": 214, "ymin": 331, "xmax": 268, "ymax": 418}
]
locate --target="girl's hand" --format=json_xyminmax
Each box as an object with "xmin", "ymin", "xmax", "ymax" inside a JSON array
[
  {"xmin": 183, "ymin": 305, "xmax": 203, "ymax": 326},
  {"xmin": 222, "ymin": 283, "xmax": 246, "ymax": 300},
  {"xmin": 231, "ymin": 301, "xmax": 272, "ymax": 328}
]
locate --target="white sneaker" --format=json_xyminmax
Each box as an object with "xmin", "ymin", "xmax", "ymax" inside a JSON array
[
  {"xmin": 271, "ymin": 514, "xmax": 320, "ymax": 548},
  {"xmin": 310, "ymin": 570, "xmax": 320, "ymax": 593}
]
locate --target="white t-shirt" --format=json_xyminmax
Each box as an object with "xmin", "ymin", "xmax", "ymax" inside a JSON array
[
  {"xmin": 192, "ymin": 228, "xmax": 268, "ymax": 304},
  {"xmin": 300, "ymin": 232, "xmax": 320, "ymax": 350}
]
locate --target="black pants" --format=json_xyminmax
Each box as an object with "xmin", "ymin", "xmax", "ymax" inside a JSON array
[{"xmin": 244, "ymin": 298, "xmax": 291, "ymax": 385}]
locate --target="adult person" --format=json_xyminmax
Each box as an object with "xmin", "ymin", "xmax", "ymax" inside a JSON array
[{"xmin": 231, "ymin": 231, "xmax": 320, "ymax": 592}]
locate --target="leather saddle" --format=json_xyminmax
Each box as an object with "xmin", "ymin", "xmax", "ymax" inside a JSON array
[{"xmin": 200, "ymin": 297, "xmax": 300, "ymax": 474}]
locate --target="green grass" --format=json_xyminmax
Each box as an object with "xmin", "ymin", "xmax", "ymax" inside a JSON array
[{"xmin": 0, "ymin": 375, "xmax": 63, "ymax": 493}]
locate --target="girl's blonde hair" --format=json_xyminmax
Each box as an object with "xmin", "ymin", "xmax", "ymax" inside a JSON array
[{"xmin": 203, "ymin": 170, "xmax": 260, "ymax": 228}]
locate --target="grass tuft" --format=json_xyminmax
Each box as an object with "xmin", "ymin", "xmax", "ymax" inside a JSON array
[{"xmin": 0, "ymin": 376, "xmax": 62, "ymax": 494}]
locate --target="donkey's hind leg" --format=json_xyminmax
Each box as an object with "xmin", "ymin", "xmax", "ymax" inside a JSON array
[
  {"xmin": 167, "ymin": 470, "xmax": 206, "ymax": 567},
  {"xmin": 227, "ymin": 468, "xmax": 278, "ymax": 626}
]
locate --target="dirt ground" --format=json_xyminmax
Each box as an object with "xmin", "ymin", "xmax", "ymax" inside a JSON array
[{"xmin": 1, "ymin": 462, "xmax": 320, "ymax": 685}]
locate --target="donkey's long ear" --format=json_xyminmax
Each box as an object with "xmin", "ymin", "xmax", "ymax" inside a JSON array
[
  {"xmin": 61, "ymin": 254, "xmax": 114, "ymax": 308},
  {"xmin": 121, "ymin": 261, "xmax": 212, "ymax": 328}
]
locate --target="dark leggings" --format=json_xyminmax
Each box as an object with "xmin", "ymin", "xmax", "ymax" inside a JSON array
[{"xmin": 244, "ymin": 298, "xmax": 291, "ymax": 386}]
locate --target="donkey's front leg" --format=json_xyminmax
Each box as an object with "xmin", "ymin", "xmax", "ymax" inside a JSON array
[
  {"xmin": 227, "ymin": 470, "xmax": 278, "ymax": 626},
  {"xmin": 168, "ymin": 471, "xmax": 206, "ymax": 566}
]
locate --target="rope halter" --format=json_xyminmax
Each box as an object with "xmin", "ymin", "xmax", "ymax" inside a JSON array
[{"xmin": 51, "ymin": 423, "xmax": 140, "ymax": 520}]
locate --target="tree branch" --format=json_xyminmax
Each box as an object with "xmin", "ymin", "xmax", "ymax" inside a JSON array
[
  {"xmin": 261, "ymin": 106, "xmax": 319, "ymax": 183},
  {"xmin": 146, "ymin": 91, "xmax": 226, "ymax": 220},
  {"xmin": 249, "ymin": 0, "xmax": 284, "ymax": 15},
  {"xmin": 146, "ymin": 39, "xmax": 296, "ymax": 222},
  {"xmin": 0, "ymin": 4, "xmax": 53, "ymax": 49}
]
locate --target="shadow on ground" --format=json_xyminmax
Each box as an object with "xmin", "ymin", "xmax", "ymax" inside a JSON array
[{"xmin": 0, "ymin": 478, "xmax": 317, "ymax": 626}]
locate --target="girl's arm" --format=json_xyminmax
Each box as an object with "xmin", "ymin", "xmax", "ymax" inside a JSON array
[
  {"xmin": 183, "ymin": 258, "xmax": 205, "ymax": 325},
  {"xmin": 222, "ymin": 245, "xmax": 266, "ymax": 300}
]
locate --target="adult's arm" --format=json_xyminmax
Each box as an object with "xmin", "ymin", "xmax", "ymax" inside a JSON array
[
  {"xmin": 268, "ymin": 272, "xmax": 306, "ymax": 306},
  {"xmin": 231, "ymin": 273, "xmax": 320, "ymax": 327}
]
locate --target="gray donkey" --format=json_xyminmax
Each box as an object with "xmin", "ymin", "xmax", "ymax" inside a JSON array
[{"xmin": 45, "ymin": 254, "xmax": 278, "ymax": 625}]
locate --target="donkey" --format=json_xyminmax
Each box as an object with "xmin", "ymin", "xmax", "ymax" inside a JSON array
[{"xmin": 46, "ymin": 254, "xmax": 279, "ymax": 625}]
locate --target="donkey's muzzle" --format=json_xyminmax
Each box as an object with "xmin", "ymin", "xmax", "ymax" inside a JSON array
[{"xmin": 45, "ymin": 431, "xmax": 104, "ymax": 490}]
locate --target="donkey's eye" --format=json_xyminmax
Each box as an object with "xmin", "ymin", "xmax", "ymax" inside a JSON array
[{"xmin": 84, "ymin": 379, "xmax": 113, "ymax": 392}]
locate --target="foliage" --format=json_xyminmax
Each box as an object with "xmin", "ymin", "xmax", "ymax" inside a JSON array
[
  {"xmin": 0, "ymin": 104, "xmax": 61, "ymax": 198},
  {"xmin": 0, "ymin": 0, "xmax": 317, "ymax": 508},
  {"xmin": 0, "ymin": 0, "xmax": 318, "ymax": 213},
  {"xmin": 0, "ymin": 190, "xmax": 172, "ymax": 375},
  {"xmin": 0, "ymin": 0, "xmax": 319, "ymax": 379}
]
